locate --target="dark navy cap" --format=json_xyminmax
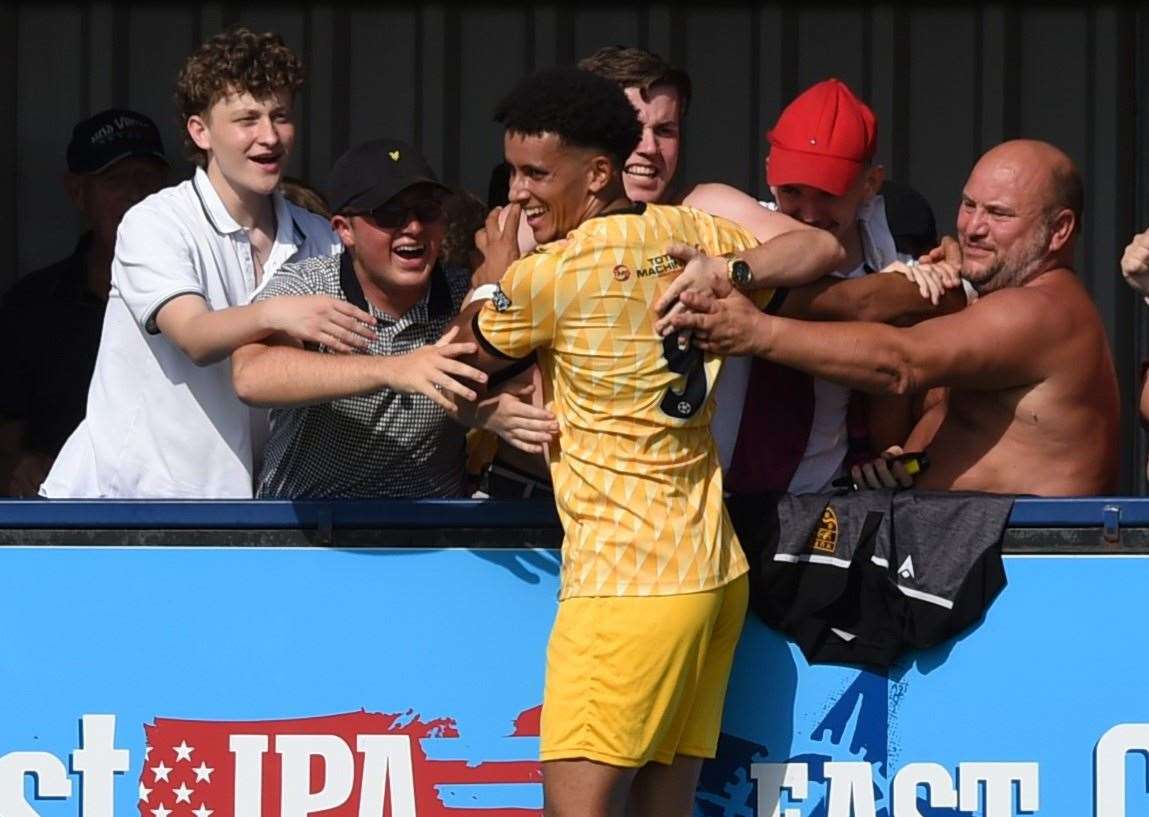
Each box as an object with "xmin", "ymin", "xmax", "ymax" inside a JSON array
[{"xmin": 66, "ymin": 108, "xmax": 168, "ymax": 174}]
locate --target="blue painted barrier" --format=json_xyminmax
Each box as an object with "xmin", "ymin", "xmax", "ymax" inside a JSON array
[{"xmin": 0, "ymin": 498, "xmax": 1146, "ymax": 817}]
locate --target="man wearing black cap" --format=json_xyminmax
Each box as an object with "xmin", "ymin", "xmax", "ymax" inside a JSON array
[
  {"xmin": 0, "ymin": 108, "xmax": 168, "ymax": 496},
  {"xmin": 231, "ymin": 138, "xmax": 552, "ymax": 498}
]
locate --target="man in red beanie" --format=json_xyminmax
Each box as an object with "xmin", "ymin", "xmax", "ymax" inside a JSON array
[{"xmin": 671, "ymin": 78, "xmax": 965, "ymax": 497}]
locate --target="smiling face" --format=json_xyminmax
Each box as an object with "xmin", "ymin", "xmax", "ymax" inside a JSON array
[
  {"xmin": 770, "ymin": 165, "xmax": 883, "ymax": 246},
  {"xmin": 621, "ymin": 84, "xmax": 682, "ymax": 203},
  {"xmin": 334, "ymin": 183, "xmax": 446, "ymax": 297},
  {"xmin": 956, "ymin": 148, "xmax": 1057, "ymax": 294},
  {"xmin": 187, "ymin": 88, "xmax": 295, "ymax": 200},
  {"xmin": 504, "ymin": 130, "xmax": 607, "ymax": 244}
]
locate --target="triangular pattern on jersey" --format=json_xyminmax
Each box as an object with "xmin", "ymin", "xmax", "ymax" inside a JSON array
[{"xmin": 476, "ymin": 204, "xmax": 764, "ymax": 598}]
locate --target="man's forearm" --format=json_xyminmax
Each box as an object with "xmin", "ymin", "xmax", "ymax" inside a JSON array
[
  {"xmin": 157, "ymin": 299, "xmax": 277, "ymax": 367},
  {"xmin": 739, "ymin": 228, "xmax": 846, "ymax": 289},
  {"xmin": 785, "ymin": 273, "xmax": 965, "ymax": 325},
  {"xmin": 232, "ymin": 344, "xmax": 391, "ymax": 408},
  {"xmin": 751, "ymin": 314, "xmax": 916, "ymax": 395}
]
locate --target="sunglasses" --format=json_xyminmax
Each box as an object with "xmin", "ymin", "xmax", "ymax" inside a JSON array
[{"xmin": 366, "ymin": 198, "xmax": 445, "ymax": 229}]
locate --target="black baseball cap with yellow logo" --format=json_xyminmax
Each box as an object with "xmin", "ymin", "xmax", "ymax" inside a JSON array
[{"xmin": 327, "ymin": 138, "xmax": 450, "ymax": 215}]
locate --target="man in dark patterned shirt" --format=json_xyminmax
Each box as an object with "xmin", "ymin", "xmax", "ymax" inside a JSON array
[{"xmin": 232, "ymin": 138, "xmax": 556, "ymax": 497}]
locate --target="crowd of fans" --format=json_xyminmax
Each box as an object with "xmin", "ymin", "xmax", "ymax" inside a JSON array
[{"xmin": 0, "ymin": 26, "xmax": 1136, "ymax": 500}]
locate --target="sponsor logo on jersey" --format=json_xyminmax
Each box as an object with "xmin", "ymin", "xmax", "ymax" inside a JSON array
[
  {"xmin": 635, "ymin": 253, "xmax": 684, "ymax": 279},
  {"xmin": 811, "ymin": 506, "xmax": 839, "ymax": 554}
]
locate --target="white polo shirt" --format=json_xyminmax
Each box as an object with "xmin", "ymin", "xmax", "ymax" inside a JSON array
[{"xmin": 41, "ymin": 167, "xmax": 340, "ymax": 498}]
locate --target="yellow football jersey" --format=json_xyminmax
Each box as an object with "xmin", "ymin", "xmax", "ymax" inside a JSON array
[{"xmin": 475, "ymin": 203, "xmax": 775, "ymax": 599}]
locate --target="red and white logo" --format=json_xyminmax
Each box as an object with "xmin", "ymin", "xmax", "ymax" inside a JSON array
[{"xmin": 140, "ymin": 709, "xmax": 542, "ymax": 817}]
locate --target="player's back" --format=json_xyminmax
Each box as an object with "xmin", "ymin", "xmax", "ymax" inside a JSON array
[{"xmin": 477, "ymin": 203, "xmax": 762, "ymax": 599}]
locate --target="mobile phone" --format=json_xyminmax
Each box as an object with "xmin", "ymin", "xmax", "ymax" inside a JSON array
[{"xmin": 831, "ymin": 451, "xmax": 930, "ymax": 491}]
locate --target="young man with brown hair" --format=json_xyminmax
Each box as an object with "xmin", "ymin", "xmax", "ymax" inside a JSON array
[
  {"xmin": 42, "ymin": 27, "xmax": 456, "ymax": 498},
  {"xmin": 577, "ymin": 45, "xmax": 691, "ymax": 205}
]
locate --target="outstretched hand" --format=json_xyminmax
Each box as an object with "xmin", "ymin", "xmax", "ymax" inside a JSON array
[
  {"xmin": 665, "ymin": 289, "xmax": 766, "ymax": 357},
  {"xmin": 880, "ymin": 258, "xmax": 962, "ymax": 305},
  {"xmin": 477, "ymin": 383, "xmax": 560, "ymax": 454},
  {"xmin": 653, "ymin": 243, "xmax": 732, "ymax": 336},
  {"xmin": 265, "ymin": 294, "xmax": 378, "ymax": 353},
  {"xmin": 1121, "ymin": 227, "xmax": 1149, "ymax": 296},
  {"xmin": 387, "ymin": 326, "xmax": 488, "ymax": 413}
]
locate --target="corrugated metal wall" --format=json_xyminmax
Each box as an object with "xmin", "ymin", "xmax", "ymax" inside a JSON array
[{"xmin": 5, "ymin": 2, "xmax": 1147, "ymax": 491}]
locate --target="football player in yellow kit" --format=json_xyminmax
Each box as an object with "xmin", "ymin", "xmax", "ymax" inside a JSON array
[{"xmin": 447, "ymin": 67, "xmax": 843, "ymax": 817}]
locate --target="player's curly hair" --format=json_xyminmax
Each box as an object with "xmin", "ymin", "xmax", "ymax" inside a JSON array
[
  {"xmin": 175, "ymin": 26, "xmax": 305, "ymax": 166},
  {"xmin": 493, "ymin": 67, "xmax": 642, "ymax": 169}
]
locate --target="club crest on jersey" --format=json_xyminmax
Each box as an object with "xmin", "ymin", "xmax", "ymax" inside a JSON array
[
  {"xmin": 811, "ymin": 505, "xmax": 839, "ymax": 554},
  {"xmin": 491, "ymin": 286, "xmax": 512, "ymax": 312},
  {"xmin": 613, "ymin": 264, "xmax": 631, "ymax": 282}
]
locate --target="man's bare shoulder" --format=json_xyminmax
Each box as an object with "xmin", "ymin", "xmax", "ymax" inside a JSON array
[
  {"xmin": 908, "ymin": 269, "xmax": 1089, "ymax": 389},
  {"xmin": 682, "ymin": 182, "xmax": 761, "ymax": 211},
  {"xmin": 964, "ymin": 269, "xmax": 1088, "ymax": 341},
  {"xmin": 682, "ymin": 183, "xmax": 804, "ymax": 242}
]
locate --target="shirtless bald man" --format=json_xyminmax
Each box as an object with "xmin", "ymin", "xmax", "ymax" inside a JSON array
[{"xmin": 669, "ymin": 139, "xmax": 1120, "ymax": 496}]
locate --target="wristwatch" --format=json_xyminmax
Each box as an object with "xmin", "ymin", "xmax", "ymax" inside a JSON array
[{"xmin": 727, "ymin": 256, "xmax": 752, "ymax": 289}]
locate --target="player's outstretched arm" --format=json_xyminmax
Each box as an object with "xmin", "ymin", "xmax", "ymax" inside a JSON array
[
  {"xmin": 652, "ymin": 230, "xmax": 843, "ymax": 334},
  {"xmin": 684, "ymin": 182, "xmax": 845, "ymax": 283}
]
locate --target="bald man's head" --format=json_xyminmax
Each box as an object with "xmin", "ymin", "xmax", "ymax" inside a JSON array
[
  {"xmin": 958, "ymin": 140, "xmax": 1083, "ymax": 293},
  {"xmin": 977, "ymin": 139, "xmax": 1083, "ymax": 233}
]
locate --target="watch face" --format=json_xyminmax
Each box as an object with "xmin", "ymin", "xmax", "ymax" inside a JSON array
[{"xmin": 732, "ymin": 259, "xmax": 752, "ymax": 286}]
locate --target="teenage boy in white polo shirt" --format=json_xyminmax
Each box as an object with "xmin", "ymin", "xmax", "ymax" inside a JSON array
[{"xmin": 42, "ymin": 27, "xmax": 467, "ymax": 498}]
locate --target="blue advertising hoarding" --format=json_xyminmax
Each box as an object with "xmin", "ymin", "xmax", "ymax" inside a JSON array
[{"xmin": 2, "ymin": 543, "xmax": 1148, "ymax": 817}]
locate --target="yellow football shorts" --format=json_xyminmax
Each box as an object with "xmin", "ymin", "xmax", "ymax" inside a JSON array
[{"xmin": 539, "ymin": 573, "xmax": 749, "ymax": 767}]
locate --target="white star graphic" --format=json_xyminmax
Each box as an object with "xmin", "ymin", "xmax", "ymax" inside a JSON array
[
  {"xmin": 173, "ymin": 740, "xmax": 194, "ymax": 762},
  {"xmin": 151, "ymin": 804, "xmax": 171, "ymax": 817},
  {"xmin": 138, "ymin": 783, "xmax": 152, "ymax": 803},
  {"xmin": 192, "ymin": 805, "xmax": 213, "ymax": 817},
  {"xmin": 151, "ymin": 761, "xmax": 172, "ymax": 782},
  {"xmin": 172, "ymin": 783, "xmax": 194, "ymax": 804},
  {"xmin": 192, "ymin": 762, "xmax": 214, "ymax": 783}
]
